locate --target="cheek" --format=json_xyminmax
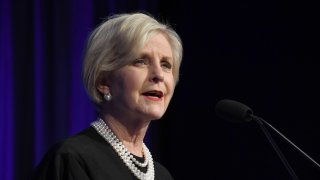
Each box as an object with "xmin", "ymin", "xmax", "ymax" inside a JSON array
[
  {"xmin": 116, "ymin": 75, "xmax": 146, "ymax": 101},
  {"xmin": 113, "ymin": 70, "xmax": 143, "ymax": 92},
  {"xmin": 166, "ymin": 77, "xmax": 176, "ymax": 99},
  {"xmin": 126, "ymin": 74, "xmax": 145, "ymax": 90}
]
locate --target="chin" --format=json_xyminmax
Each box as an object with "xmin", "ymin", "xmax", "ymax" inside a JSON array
[
  {"xmin": 139, "ymin": 106, "xmax": 166, "ymax": 120},
  {"xmin": 147, "ymin": 111, "xmax": 165, "ymax": 120}
]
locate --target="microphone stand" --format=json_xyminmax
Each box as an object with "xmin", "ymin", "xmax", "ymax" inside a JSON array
[
  {"xmin": 215, "ymin": 99, "xmax": 320, "ymax": 179},
  {"xmin": 254, "ymin": 115, "xmax": 320, "ymax": 170},
  {"xmin": 252, "ymin": 115, "xmax": 300, "ymax": 180}
]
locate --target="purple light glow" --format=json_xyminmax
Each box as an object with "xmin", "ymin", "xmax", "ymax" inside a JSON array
[
  {"xmin": 0, "ymin": 0, "xmax": 14, "ymax": 179},
  {"xmin": 69, "ymin": 0, "xmax": 96, "ymax": 135},
  {"xmin": 33, "ymin": 0, "xmax": 45, "ymax": 165}
]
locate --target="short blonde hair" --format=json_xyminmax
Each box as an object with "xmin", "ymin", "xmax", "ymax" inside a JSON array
[{"xmin": 82, "ymin": 12, "xmax": 183, "ymax": 109}]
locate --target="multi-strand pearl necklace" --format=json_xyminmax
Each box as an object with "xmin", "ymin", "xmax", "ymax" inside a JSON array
[{"xmin": 91, "ymin": 118, "xmax": 155, "ymax": 180}]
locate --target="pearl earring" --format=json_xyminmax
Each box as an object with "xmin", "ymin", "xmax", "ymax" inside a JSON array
[{"xmin": 104, "ymin": 93, "xmax": 112, "ymax": 101}]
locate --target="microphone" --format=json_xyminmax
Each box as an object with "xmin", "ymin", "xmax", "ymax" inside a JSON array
[
  {"xmin": 215, "ymin": 99, "xmax": 254, "ymax": 123},
  {"xmin": 215, "ymin": 99, "xmax": 320, "ymax": 180}
]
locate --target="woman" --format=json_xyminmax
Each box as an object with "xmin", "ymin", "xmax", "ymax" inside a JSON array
[{"xmin": 33, "ymin": 12, "xmax": 183, "ymax": 180}]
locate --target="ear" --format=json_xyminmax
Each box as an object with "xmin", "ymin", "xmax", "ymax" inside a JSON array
[
  {"xmin": 96, "ymin": 72, "xmax": 110, "ymax": 94},
  {"xmin": 97, "ymin": 84, "xmax": 109, "ymax": 95}
]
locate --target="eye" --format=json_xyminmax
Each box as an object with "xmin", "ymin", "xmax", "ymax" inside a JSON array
[
  {"xmin": 161, "ymin": 60, "xmax": 172, "ymax": 71},
  {"xmin": 133, "ymin": 58, "xmax": 148, "ymax": 66}
]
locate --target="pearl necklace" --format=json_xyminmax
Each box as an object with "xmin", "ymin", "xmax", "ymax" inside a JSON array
[{"xmin": 91, "ymin": 118, "xmax": 155, "ymax": 180}]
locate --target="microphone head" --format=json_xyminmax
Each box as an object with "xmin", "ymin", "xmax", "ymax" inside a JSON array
[{"xmin": 215, "ymin": 99, "xmax": 254, "ymax": 123}]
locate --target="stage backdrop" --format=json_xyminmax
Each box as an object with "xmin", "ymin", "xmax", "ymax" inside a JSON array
[{"xmin": 1, "ymin": 0, "xmax": 320, "ymax": 180}]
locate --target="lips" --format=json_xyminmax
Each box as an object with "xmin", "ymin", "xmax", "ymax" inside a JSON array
[{"xmin": 142, "ymin": 90, "xmax": 164, "ymax": 99}]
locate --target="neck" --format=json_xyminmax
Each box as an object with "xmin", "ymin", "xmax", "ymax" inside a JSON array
[
  {"xmin": 91, "ymin": 118, "xmax": 155, "ymax": 179},
  {"xmin": 99, "ymin": 114, "xmax": 150, "ymax": 157}
]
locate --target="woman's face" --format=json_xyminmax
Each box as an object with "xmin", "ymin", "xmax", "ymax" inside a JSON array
[{"xmin": 108, "ymin": 33, "xmax": 175, "ymax": 121}]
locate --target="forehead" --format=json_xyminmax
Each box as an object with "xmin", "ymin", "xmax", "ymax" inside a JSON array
[{"xmin": 140, "ymin": 33, "xmax": 173, "ymax": 59}]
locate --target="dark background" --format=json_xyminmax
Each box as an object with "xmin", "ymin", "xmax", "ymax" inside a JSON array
[{"xmin": 1, "ymin": 0, "xmax": 319, "ymax": 179}]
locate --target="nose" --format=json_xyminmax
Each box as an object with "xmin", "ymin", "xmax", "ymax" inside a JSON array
[{"xmin": 150, "ymin": 64, "xmax": 164, "ymax": 83}]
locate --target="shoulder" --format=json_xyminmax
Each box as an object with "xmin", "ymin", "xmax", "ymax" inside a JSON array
[
  {"xmin": 52, "ymin": 127, "xmax": 100, "ymax": 154},
  {"xmin": 32, "ymin": 127, "xmax": 114, "ymax": 179},
  {"xmin": 37, "ymin": 127, "xmax": 107, "ymax": 166}
]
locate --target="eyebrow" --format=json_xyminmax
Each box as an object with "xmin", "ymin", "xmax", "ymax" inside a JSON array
[{"xmin": 138, "ymin": 53, "xmax": 173, "ymax": 62}]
